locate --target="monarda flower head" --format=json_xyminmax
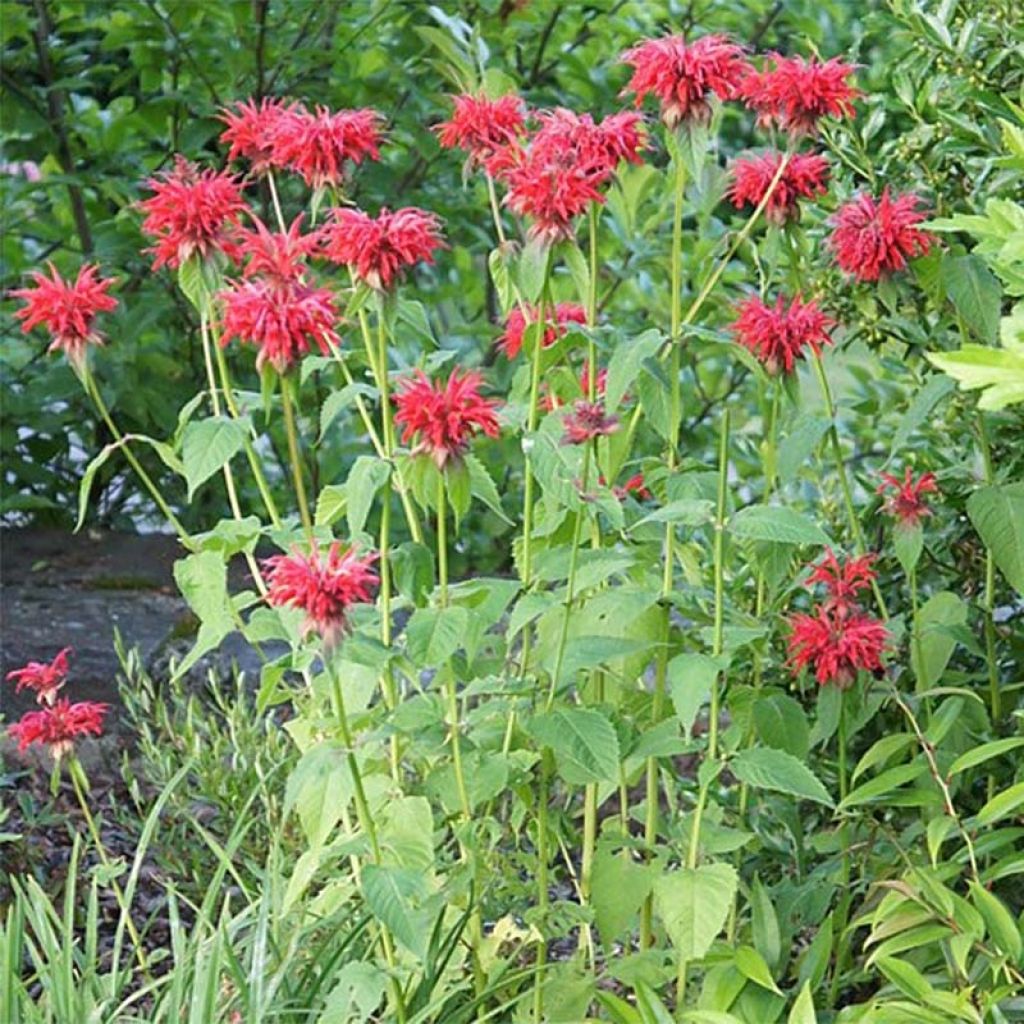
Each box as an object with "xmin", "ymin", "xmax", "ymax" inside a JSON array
[
  {"xmin": 263, "ymin": 541, "xmax": 378, "ymax": 646},
  {"xmin": 730, "ymin": 293, "xmax": 833, "ymax": 374},
  {"xmin": 829, "ymin": 189, "xmax": 935, "ymax": 282},
  {"xmin": 741, "ymin": 54, "xmax": 859, "ymax": 136},
  {"xmin": 435, "ymin": 93, "xmax": 526, "ymax": 167},
  {"xmin": 393, "ymin": 369, "xmax": 500, "ymax": 468},
  {"xmin": 727, "ymin": 151, "xmax": 829, "ymax": 225},
  {"xmin": 321, "ymin": 206, "xmax": 444, "ymax": 290},
  {"xmin": 8, "ymin": 698, "xmax": 109, "ymax": 758},
  {"xmin": 805, "ymin": 549, "xmax": 877, "ymax": 613},
  {"xmin": 877, "ymin": 467, "xmax": 938, "ymax": 528},
  {"xmin": 269, "ymin": 104, "xmax": 381, "ymax": 189},
  {"xmin": 620, "ymin": 33, "xmax": 749, "ymax": 127},
  {"xmin": 219, "ymin": 97, "xmax": 299, "ymax": 173},
  {"xmin": 12, "ymin": 263, "xmax": 117, "ymax": 369},
  {"xmin": 6, "ymin": 647, "xmax": 72, "ymax": 706},
  {"xmin": 236, "ymin": 214, "xmax": 321, "ymax": 284},
  {"xmin": 498, "ymin": 302, "xmax": 587, "ymax": 359},
  {"xmin": 787, "ymin": 606, "xmax": 887, "ymax": 688},
  {"xmin": 562, "ymin": 400, "xmax": 619, "ymax": 445}
]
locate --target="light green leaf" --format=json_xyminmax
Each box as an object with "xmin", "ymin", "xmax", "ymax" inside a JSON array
[
  {"xmin": 969, "ymin": 881, "xmax": 1023, "ymax": 961},
  {"xmin": 181, "ymin": 416, "xmax": 248, "ymax": 500},
  {"xmin": 976, "ymin": 781, "xmax": 1024, "ymax": 827},
  {"xmin": 346, "ymin": 456, "xmax": 391, "ymax": 537},
  {"xmin": 172, "ymin": 550, "xmax": 234, "ymax": 677},
  {"xmin": 606, "ymin": 328, "xmax": 663, "ymax": 412},
  {"xmin": 319, "ymin": 382, "xmax": 377, "ymax": 439},
  {"xmin": 943, "ymin": 254, "xmax": 1002, "ymax": 343},
  {"xmin": 731, "ymin": 747, "xmax": 833, "ymax": 806},
  {"xmin": 465, "ymin": 453, "xmax": 512, "ymax": 524},
  {"xmin": 753, "ymin": 693, "xmax": 810, "ymax": 759},
  {"xmin": 949, "ymin": 738, "xmax": 1024, "ymax": 776},
  {"xmin": 320, "ymin": 962, "xmax": 388, "ymax": 1024},
  {"xmin": 669, "ymin": 653, "xmax": 721, "ymax": 740},
  {"xmin": 404, "ymin": 606, "xmax": 469, "ymax": 667},
  {"xmin": 360, "ymin": 865, "xmax": 432, "ymax": 959},
  {"xmin": 839, "ymin": 762, "xmax": 927, "ymax": 809},
  {"xmin": 729, "ymin": 506, "xmax": 831, "ymax": 546},
  {"xmin": 654, "ymin": 862, "xmax": 738, "ymax": 961},
  {"xmin": 915, "ymin": 591, "xmax": 967, "ymax": 689},
  {"xmin": 735, "ymin": 945, "xmax": 782, "ymax": 994},
  {"xmin": 631, "ymin": 498, "xmax": 715, "ymax": 531},
  {"xmin": 528, "ymin": 707, "xmax": 620, "ymax": 784},
  {"xmin": 779, "ymin": 415, "xmax": 830, "ymax": 484},
  {"xmin": 890, "ymin": 376, "xmax": 955, "ymax": 456},
  {"xmin": 967, "ymin": 482, "xmax": 1024, "ymax": 594},
  {"xmin": 284, "ymin": 741, "xmax": 351, "ymax": 846},
  {"xmin": 788, "ymin": 982, "xmax": 817, "ymax": 1024},
  {"xmin": 591, "ymin": 844, "xmax": 657, "ymax": 944},
  {"xmin": 927, "ymin": 346, "xmax": 1024, "ymax": 410}
]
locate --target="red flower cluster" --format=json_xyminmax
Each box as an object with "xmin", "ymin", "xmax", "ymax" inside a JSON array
[
  {"xmin": 236, "ymin": 214, "xmax": 321, "ymax": 283},
  {"xmin": 728, "ymin": 151, "xmax": 830, "ymax": 224},
  {"xmin": 321, "ymin": 206, "xmax": 444, "ymax": 290},
  {"xmin": 220, "ymin": 97, "xmax": 301, "ymax": 174},
  {"xmin": 12, "ymin": 263, "xmax": 117, "ymax": 368},
  {"xmin": 730, "ymin": 293, "xmax": 833, "ymax": 374},
  {"xmin": 267, "ymin": 105, "xmax": 382, "ymax": 189},
  {"xmin": 806, "ymin": 550, "xmax": 878, "ymax": 613},
  {"xmin": 6, "ymin": 648, "xmax": 71, "ymax": 705},
  {"xmin": 829, "ymin": 189, "xmax": 935, "ymax": 281},
  {"xmin": 604, "ymin": 472, "xmax": 651, "ymax": 501},
  {"xmin": 877, "ymin": 467, "xmax": 938, "ymax": 527},
  {"xmin": 393, "ymin": 369, "xmax": 500, "ymax": 468},
  {"xmin": 562, "ymin": 400, "xmax": 619, "ymax": 445},
  {"xmin": 436, "ymin": 93, "xmax": 526, "ymax": 167},
  {"xmin": 740, "ymin": 54, "xmax": 858, "ymax": 135},
  {"xmin": 264, "ymin": 542, "xmax": 379, "ymax": 645},
  {"xmin": 498, "ymin": 302, "xmax": 587, "ymax": 359},
  {"xmin": 621, "ymin": 33, "xmax": 750, "ymax": 127},
  {"xmin": 139, "ymin": 157, "xmax": 246, "ymax": 269},
  {"xmin": 8, "ymin": 698, "xmax": 109, "ymax": 758}
]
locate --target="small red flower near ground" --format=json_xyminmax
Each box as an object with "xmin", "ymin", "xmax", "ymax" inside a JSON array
[
  {"xmin": 269, "ymin": 105, "xmax": 381, "ymax": 189},
  {"xmin": 497, "ymin": 302, "xmax": 587, "ymax": 359},
  {"xmin": 9, "ymin": 698, "xmax": 109, "ymax": 757},
  {"xmin": 787, "ymin": 606, "xmax": 887, "ymax": 688},
  {"xmin": 829, "ymin": 189, "xmax": 935, "ymax": 281},
  {"xmin": 806, "ymin": 549, "xmax": 878, "ymax": 612},
  {"xmin": 877, "ymin": 468, "xmax": 938, "ymax": 527},
  {"xmin": 562, "ymin": 400, "xmax": 619, "ymax": 445},
  {"xmin": 321, "ymin": 207, "xmax": 444, "ymax": 290},
  {"xmin": 393, "ymin": 369, "xmax": 501, "ymax": 468},
  {"xmin": 219, "ymin": 97, "xmax": 298, "ymax": 173},
  {"xmin": 730, "ymin": 293, "xmax": 833, "ymax": 374},
  {"xmin": 740, "ymin": 54, "xmax": 859, "ymax": 135},
  {"xmin": 620, "ymin": 33, "xmax": 750, "ymax": 127},
  {"xmin": 728, "ymin": 151, "xmax": 830, "ymax": 225},
  {"xmin": 436, "ymin": 93, "xmax": 526, "ymax": 166},
  {"xmin": 140, "ymin": 157, "xmax": 246, "ymax": 270},
  {"xmin": 6, "ymin": 648, "xmax": 72, "ymax": 706},
  {"xmin": 236, "ymin": 214, "xmax": 321, "ymax": 283},
  {"xmin": 219, "ymin": 279, "xmax": 338, "ymax": 373},
  {"xmin": 264, "ymin": 542, "xmax": 378, "ymax": 645},
  {"xmin": 11, "ymin": 263, "xmax": 117, "ymax": 368}
]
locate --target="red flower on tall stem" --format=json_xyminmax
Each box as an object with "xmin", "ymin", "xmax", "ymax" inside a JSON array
[
  {"xmin": 787, "ymin": 606, "xmax": 887, "ymax": 688},
  {"xmin": 829, "ymin": 189, "xmax": 935, "ymax": 281},
  {"xmin": 497, "ymin": 302, "xmax": 587, "ymax": 359},
  {"xmin": 436, "ymin": 93, "xmax": 526, "ymax": 166},
  {"xmin": 8, "ymin": 698, "xmax": 109, "ymax": 757},
  {"xmin": 730, "ymin": 293, "xmax": 833, "ymax": 374},
  {"xmin": 393, "ymin": 369, "xmax": 500, "ymax": 468},
  {"xmin": 6, "ymin": 648, "xmax": 72, "ymax": 706},
  {"xmin": 236, "ymin": 214, "xmax": 321, "ymax": 284},
  {"xmin": 562, "ymin": 400, "xmax": 619, "ymax": 445},
  {"xmin": 11, "ymin": 263, "xmax": 117, "ymax": 368},
  {"xmin": 264, "ymin": 542, "xmax": 378, "ymax": 646},
  {"xmin": 740, "ymin": 54, "xmax": 859, "ymax": 135},
  {"xmin": 620, "ymin": 33, "xmax": 750, "ymax": 127},
  {"xmin": 219, "ymin": 97, "xmax": 299, "ymax": 173},
  {"xmin": 321, "ymin": 206, "xmax": 445, "ymax": 290},
  {"xmin": 727, "ymin": 151, "xmax": 829, "ymax": 225},
  {"xmin": 877, "ymin": 468, "xmax": 938, "ymax": 527},
  {"xmin": 805, "ymin": 550, "xmax": 878, "ymax": 613},
  {"xmin": 268, "ymin": 105, "xmax": 382, "ymax": 189}
]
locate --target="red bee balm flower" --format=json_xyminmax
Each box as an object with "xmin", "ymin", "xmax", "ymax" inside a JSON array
[
  {"xmin": 269, "ymin": 105, "xmax": 381, "ymax": 189},
  {"xmin": 436, "ymin": 93, "xmax": 526, "ymax": 166},
  {"xmin": 621, "ymin": 33, "xmax": 750, "ymax": 127},
  {"xmin": 606, "ymin": 472, "xmax": 651, "ymax": 501},
  {"xmin": 728, "ymin": 151, "xmax": 829, "ymax": 225},
  {"xmin": 787, "ymin": 606, "xmax": 887, "ymax": 688},
  {"xmin": 264, "ymin": 542, "xmax": 378, "ymax": 645},
  {"xmin": 8, "ymin": 698, "xmax": 109, "ymax": 758},
  {"xmin": 829, "ymin": 189, "xmax": 935, "ymax": 282},
  {"xmin": 6, "ymin": 648, "xmax": 72, "ymax": 706},
  {"xmin": 394, "ymin": 369, "xmax": 500, "ymax": 468},
  {"xmin": 730, "ymin": 293, "xmax": 833, "ymax": 374},
  {"xmin": 236, "ymin": 214, "xmax": 321, "ymax": 284},
  {"xmin": 498, "ymin": 302, "xmax": 587, "ymax": 359},
  {"xmin": 219, "ymin": 97, "xmax": 299, "ymax": 173},
  {"xmin": 140, "ymin": 157, "xmax": 246, "ymax": 270},
  {"xmin": 806, "ymin": 550, "xmax": 877, "ymax": 613},
  {"xmin": 562, "ymin": 401, "xmax": 619, "ymax": 445},
  {"xmin": 321, "ymin": 207, "xmax": 444, "ymax": 290},
  {"xmin": 12, "ymin": 263, "xmax": 117, "ymax": 368},
  {"xmin": 877, "ymin": 468, "xmax": 938, "ymax": 527},
  {"xmin": 741, "ymin": 54, "xmax": 859, "ymax": 135}
]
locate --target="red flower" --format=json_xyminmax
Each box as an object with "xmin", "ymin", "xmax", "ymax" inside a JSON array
[
  {"xmin": 264, "ymin": 542, "xmax": 378, "ymax": 645},
  {"xmin": 11, "ymin": 263, "xmax": 117, "ymax": 368},
  {"xmin": 730, "ymin": 293, "xmax": 833, "ymax": 374},
  {"xmin": 805, "ymin": 550, "xmax": 877, "ymax": 613},
  {"xmin": 498, "ymin": 302, "xmax": 587, "ymax": 359},
  {"xmin": 580, "ymin": 361, "xmax": 608, "ymax": 398},
  {"xmin": 606, "ymin": 472, "xmax": 651, "ymax": 501},
  {"xmin": 219, "ymin": 97, "xmax": 299, "ymax": 173},
  {"xmin": 436, "ymin": 93, "xmax": 526, "ymax": 166},
  {"xmin": 877, "ymin": 468, "xmax": 938, "ymax": 527},
  {"xmin": 236, "ymin": 214, "xmax": 320, "ymax": 284},
  {"xmin": 741, "ymin": 54, "xmax": 859, "ymax": 136},
  {"xmin": 829, "ymin": 189, "xmax": 934, "ymax": 282},
  {"xmin": 269, "ymin": 105, "xmax": 381, "ymax": 189},
  {"xmin": 139, "ymin": 157, "xmax": 246, "ymax": 270},
  {"xmin": 321, "ymin": 206, "xmax": 444, "ymax": 290},
  {"xmin": 787, "ymin": 606, "xmax": 887, "ymax": 687},
  {"xmin": 8, "ymin": 698, "xmax": 109, "ymax": 757},
  {"xmin": 393, "ymin": 369, "xmax": 500, "ymax": 468},
  {"xmin": 728, "ymin": 151, "xmax": 829, "ymax": 225},
  {"xmin": 562, "ymin": 400, "xmax": 619, "ymax": 445},
  {"xmin": 6, "ymin": 648, "xmax": 71, "ymax": 706},
  {"xmin": 621, "ymin": 33, "xmax": 750, "ymax": 127},
  {"xmin": 220, "ymin": 278, "xmax": 338, "ymax": 373}
]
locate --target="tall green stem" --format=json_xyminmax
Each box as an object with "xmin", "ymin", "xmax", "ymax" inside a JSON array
[
  {"xmin": 266, "ymin": 170, "xmax": 287, "ymax": 233},
  {"xmin": 976, "ymin": 413, "xmax": 1000, "ymax": 726},
  {"xmin": 280, "ymin": 375, "xmax": 313, "ymax": 542}
]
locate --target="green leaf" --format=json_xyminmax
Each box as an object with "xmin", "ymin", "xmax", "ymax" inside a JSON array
[
  {"xmin": 319, "ymin": 382, "xmax": 377, "ymax": 439},
  {"xmin": 321, "ymin": 962, "xmax": 388, "ymax": 1024},
  {"xmin": 967, "ymin": 482, "xmax": 1024, "ymax": 594},
  {"xmin": 731, "ymin": 747, "xmax": 833, "ymax": 806},
  {"xmin": 654, "ymin": 862, "xmax": 738, "ymax": 961},
  {"xmin": 404, "ymin": 606, "xmax": 469, "ymax": 667},
  {"xmin": 315, "ymin": 484, "xmax": 346, "ymax": 527},
  {"xmin": 753, "ymin": 693, "xmax": 810, "ymax": 759},
  {"xmin": 284, "ymin": 741, "xmax": 351, "ymax": 846},
  {"xmin": 927, "ymin": 346, "xmax": 1024, "ymax": 410},
  {"xmin": 631, "ymin": 498, "xmax": 715, "ymax": 531},
  {"xmin": 181, "ymin": 416, "xmax": 248, "ymax": 500},
  {"xmin": 969, "ymin": 881, "xmax": 1023, "ymax": 962},
  {"xmin": 172, "ymin": 551, "xmax": 234, "ymax": 677},
  {"xmin": 751, "ymin": 878, "xmax": 781, "ymax": 972},
  {"xmin": 193, "ymin": 516, "xmax": 261, "ymax": 557},
  {"xmin": 890, "ymin": 376, "xmax": 955, "ymax": 456},
  {"xmin": 378, "ymin": 796, "xmax": 434, "ymax": 871},
  {"xmin": 915, "ymin": 591, "xmax": 967, "ymax": 690},
  {"xmin": 893, "ymin": 521, "xmax": 923, "ymax": 575},
  {"xmin": 465, "ymin": 453, "xmax": 512, "ymax": 524},
  {"xmin": 591, "ymin": 844, "xmax": 657, "ymax": 944},
  {"xmin": 391, "ymin": 542, "xmax": 435, "ymax": 607},
  {"xmin": 734, "ymin": 945, "xmax": 782, "ymax": 995},
  {"xmin": 943, "ymin": 254, "xmax": 1002, "ymax": 343},
  {"xmin": 874, "ymin": 956, "xmax": 934, "ymax": 1002},
  {"xmin": 668, "ymin": 653, "xmax": 721, "ymax": 741},
  {"xmin": 949, "ymin": 738, "xmax": 1024, "ymax": 776},
  {"xmin": 839, "ymin": 762, "xmax": 927, "ymax": 809},
  {"xmin": 778, "ymin": 414, "xmax": 830, "ymax": 484},
  {"xmin": 976, "ymin": 781, "xmax": 1024, "ymax": 827},
  {"xmin": 528, "ymin": 707, "xmax": 620, "ymax": 784},
  {"xmin": 787, "ymin": 982, "xmax": 817, "ymax": 1024},
  {"xmin": 346, "ymin": 456, "xmax": 391, "ymax": 537},
  {"xmin": 606, "ymin": 329, "xmax": 663, "ymax": 413},
  {"xmin": 360, "ymin": 865, "xmax": 432, "ymax": 959},
  {"xmin": 729, "ymin": 506, "xmax": 831, "ymax": 546},
  {"xmin": 518, "ymin": 235, "xmax": 550, "ymax": 302}
]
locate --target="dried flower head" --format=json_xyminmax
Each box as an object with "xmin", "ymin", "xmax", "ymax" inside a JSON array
[
  {"xmin": 6, "ymin": 648, "xmax": 72, "ymax": 706},
  {"xmin": 730, "ymin": 293, "xmax": 833, "ymax": 374},
  {"xmin": 498, "ymin": 302, "xmax": 587, "ymax": 359},
  {"xmin": 9, "ymin": 698, "xmax": 109, "ymax": 758},
  {"xmin": 436, "ymin": 93, "xmax": 526, "ymax": 166},
  {"xmin": 269, "ymin": 105, "xmax": 381, "ymax": 189},
  {"xmin": 787, "ymin": 606, "xmax": 887, "ymax": 688},
  {"xmin": 741, "ymin": 54, "xmax": 858, "ymax": 135},
  {"xmin": 877, "ymin": 468, "xmax": 938, "ymax": 527},
  {"xmin": 727, "ymin": 151, "xmax": 830, "ymax": 225}
]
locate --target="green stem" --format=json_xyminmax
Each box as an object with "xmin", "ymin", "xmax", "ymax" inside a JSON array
[
  {"xmin": 976, "ymin": 413, "xmax": 1000, "ymax": 727},
  {"xmin": 533, "ymin": 750, "xmax": 553, "ymax": 1023},
  {"xmin": 266, "ymin": 170, "xmax": 287, "ymax": 233},
  {"xmin": 486, "ymin": 173, "xmax": 507, "ymax": 246},
  {"xmin": 828, "ymin": 692, "xmax": 852, "ymax": 1007},
  {"xmin": 279, "ymin": 374, "xmax": 313, "ymax": 542}
]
